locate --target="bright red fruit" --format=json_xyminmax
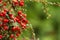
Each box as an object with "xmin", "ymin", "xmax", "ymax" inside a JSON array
[
  {"xmin": 18, "ymin": 11, "xmax": 22, "ymax": 15},
  {"xmin": 9, "ymin": 14, "xmax": 14, "ymax": 19},
  {"xmin": 12, "ymin": 27, "xmax": 16, "ymax": 31},
  {"xmin": 19, "ymin": 1, "xmax": 24, "ymax": 6},
  {"xmin": 12, "ymin": 26, "xmax": 20, "ymax": 31},
  {"xmin": 0, "ymin": 0, "xmax": 2, "ymax": 2},
  {"xmin": 22, "ymin": 18, "xmax": 28, "ymax": 24},
  {"xmin": 3, "ymin": 19, "xmax": 9, "ymax": 23},
  {"xmin": 16, "ymin": 33, "xmax": 20, "ymax": 37},
  {"xmin": 0, "ymin": 35, "xmax": 3, "ymax": 39},
  {"xmin": 10, "ymin": 34, "xmax": 14, "ymax": 38},
  {"xmin": 14, "ymin": 1, "xmax": 18, "ymax": 6},
  {"xmin": 4, "ymin": 9, "xmax": 8, "ymax": 12},
  {"xmin": 15, "ymin": 17, "xmax": 21, "ymax": 23},
  {"xmin": 20, "ymin": 22, "xmax": 26, "ymax": 29},
  {"xmin": 2, "ymin": 11, "xmax": 6, "ymax": 16},
  {"xmin": 4, "ymin": 26, "xmax": 9, "ymax": 30},
  {"xmin": 0, "ymin": 13, "xmax": 4, "ymax": 17},
  {"xmin": 15, "ymin": 26, "xmax": 20, "ymax": 31}
]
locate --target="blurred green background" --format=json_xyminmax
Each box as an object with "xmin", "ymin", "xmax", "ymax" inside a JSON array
[{"xmin": 21, "ymin": 0, "xmax": 60, "ymax": 40}]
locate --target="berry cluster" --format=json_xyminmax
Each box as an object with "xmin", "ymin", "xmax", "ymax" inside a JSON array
[
  {"xmin": 0, "ymin": 0, "xmax": 28, "ymax": 40},
  {"xmin": 13, "ymin": 0, "xmax": 24, "ymax": 6}
]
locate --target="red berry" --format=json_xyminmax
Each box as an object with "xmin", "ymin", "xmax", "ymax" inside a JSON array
[
  {"xmin": 3, "ymin": 2, "xmax": 7, "ymax": 6},
  {"xmin": 4, "ymin": 9, "xmax": 8, "ymax": 12},
  {"xmin": 12, "ymin": 26, "xmax": 20, "ymax": 31},
  {"xmin": 18, "ymin": 11, "xmax": 23, "ymax": 17},
  {"xmin": 16, "ymin": 33, "xmax": 20, "ymax": 37},
  {"xmin": 14, "ymin": 1, "xmax": 18, "ymax": 6},
  {"xmin": 0, "ymin": 13, "xmax": 4, "ymax": 17},
  {"xmin": 10, "ymin": 34, "xmax": 14, "ymax": 38},
  {"xmin": 0, "ymin": 35, "xmax": 3, "ymax": 39},
  {"xmin": 20, "ymin": 23, "xmax": 26, "ymax": 29},
  {"xmin": 0, "ymin": 0, "xmax": 2, "ymax": 2},
  {"xmin": 3, "ymin": 19, "xmax": 9, "ymax": 23},
  {"xmin": 18, "ymin": 11, "xmax": 22, "ymax": 15},
  {"xmin": 22, "ymin": 13, "xmax": 27, "ymax": 18},
  {"xmin": 12, "ymin": 27, "xmax": 16, "ymax": 31},
  {"xmin": 15, "ymin": 17, "xmax": 21, "ymax": 23},
  {"xmin": 2, "ymin": 11, "xmax": 6, "ymax": 16},
  {"xmin": 15, "ymin": 26, "xmax": 20, "ymax": 31},
  {"xmin": 9, "ymin": 14, "xmax": 14, "ymax": 19},
  {"xmin": 13, "ymin": 0, "xmax": 18, "ymax": 6},
  {"xmin": 19, "ymin": 1, "xmax": 24, "ymax": 6},
  {"xmin": 14, "ymin": 17, "xmax": 17, "ymax": 22},
  {"xmin": 16, "ymin": 16, "xmax": 20, "ymax": 19},
  {"xmin": 22, "ymin": 18, "xmax": 28, "ymax": 24},
  {"xmin": 3, "ymin": 23, "xmax": 7, "ymax": 26},
  {"xmin": 17, "ymin": 20, "xmax": 21, "ymax": 23},
  {"xmin": 4, "ymin": 26, "xmax": 9, "ymax": 30}
]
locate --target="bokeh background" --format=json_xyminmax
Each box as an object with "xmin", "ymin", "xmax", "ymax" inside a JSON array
[{"xmin": 19, "ymin": 0, "xmax": 60, "ymax": 40}]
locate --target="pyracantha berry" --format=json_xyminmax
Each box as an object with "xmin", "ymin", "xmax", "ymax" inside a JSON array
[
  {"xmin": 10, "ymin": 34, "xmax": 14, "ymax": 38},
  {"xmin": 18, "ymin": 11, "xmax": 22, "ymax": 15},
  {"xmin": 4, "ymin": 25, "xmax": 9, "ymax": 30},
  {"xmin": 0, "ymin": 35, "xmax": 3, "ymax": 39},
  {"xmin": 12, "ymin": 26, "xmax": 20, "ymax": 32},
  {"xmin": 16, "ymin": 33, "xmax": 20, "ymax": 37},
  {"xmin": 13, "ymin": 0, "xmax": 18, "ymax": 6},
  {"xmin": 2, "ymin": 11, "xmax": 6, "ymax": 16},
  {"xmin": 4, "ymin": 9, "xmax": 8, "ymax": 12},
  {"xmin": 0, "ymin": 0, "xmax": 2, "ymax": 2},
  {"xmin": 9, "ymin": 14, "xmax": 14, "ymax": 19},
  {"xmin": 3, "ymin": 19, "xmax": 9, "ymax": 23},
  {"xmin": 19, "ymin": 1, "xmax": 24, "ymax": 6}
]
